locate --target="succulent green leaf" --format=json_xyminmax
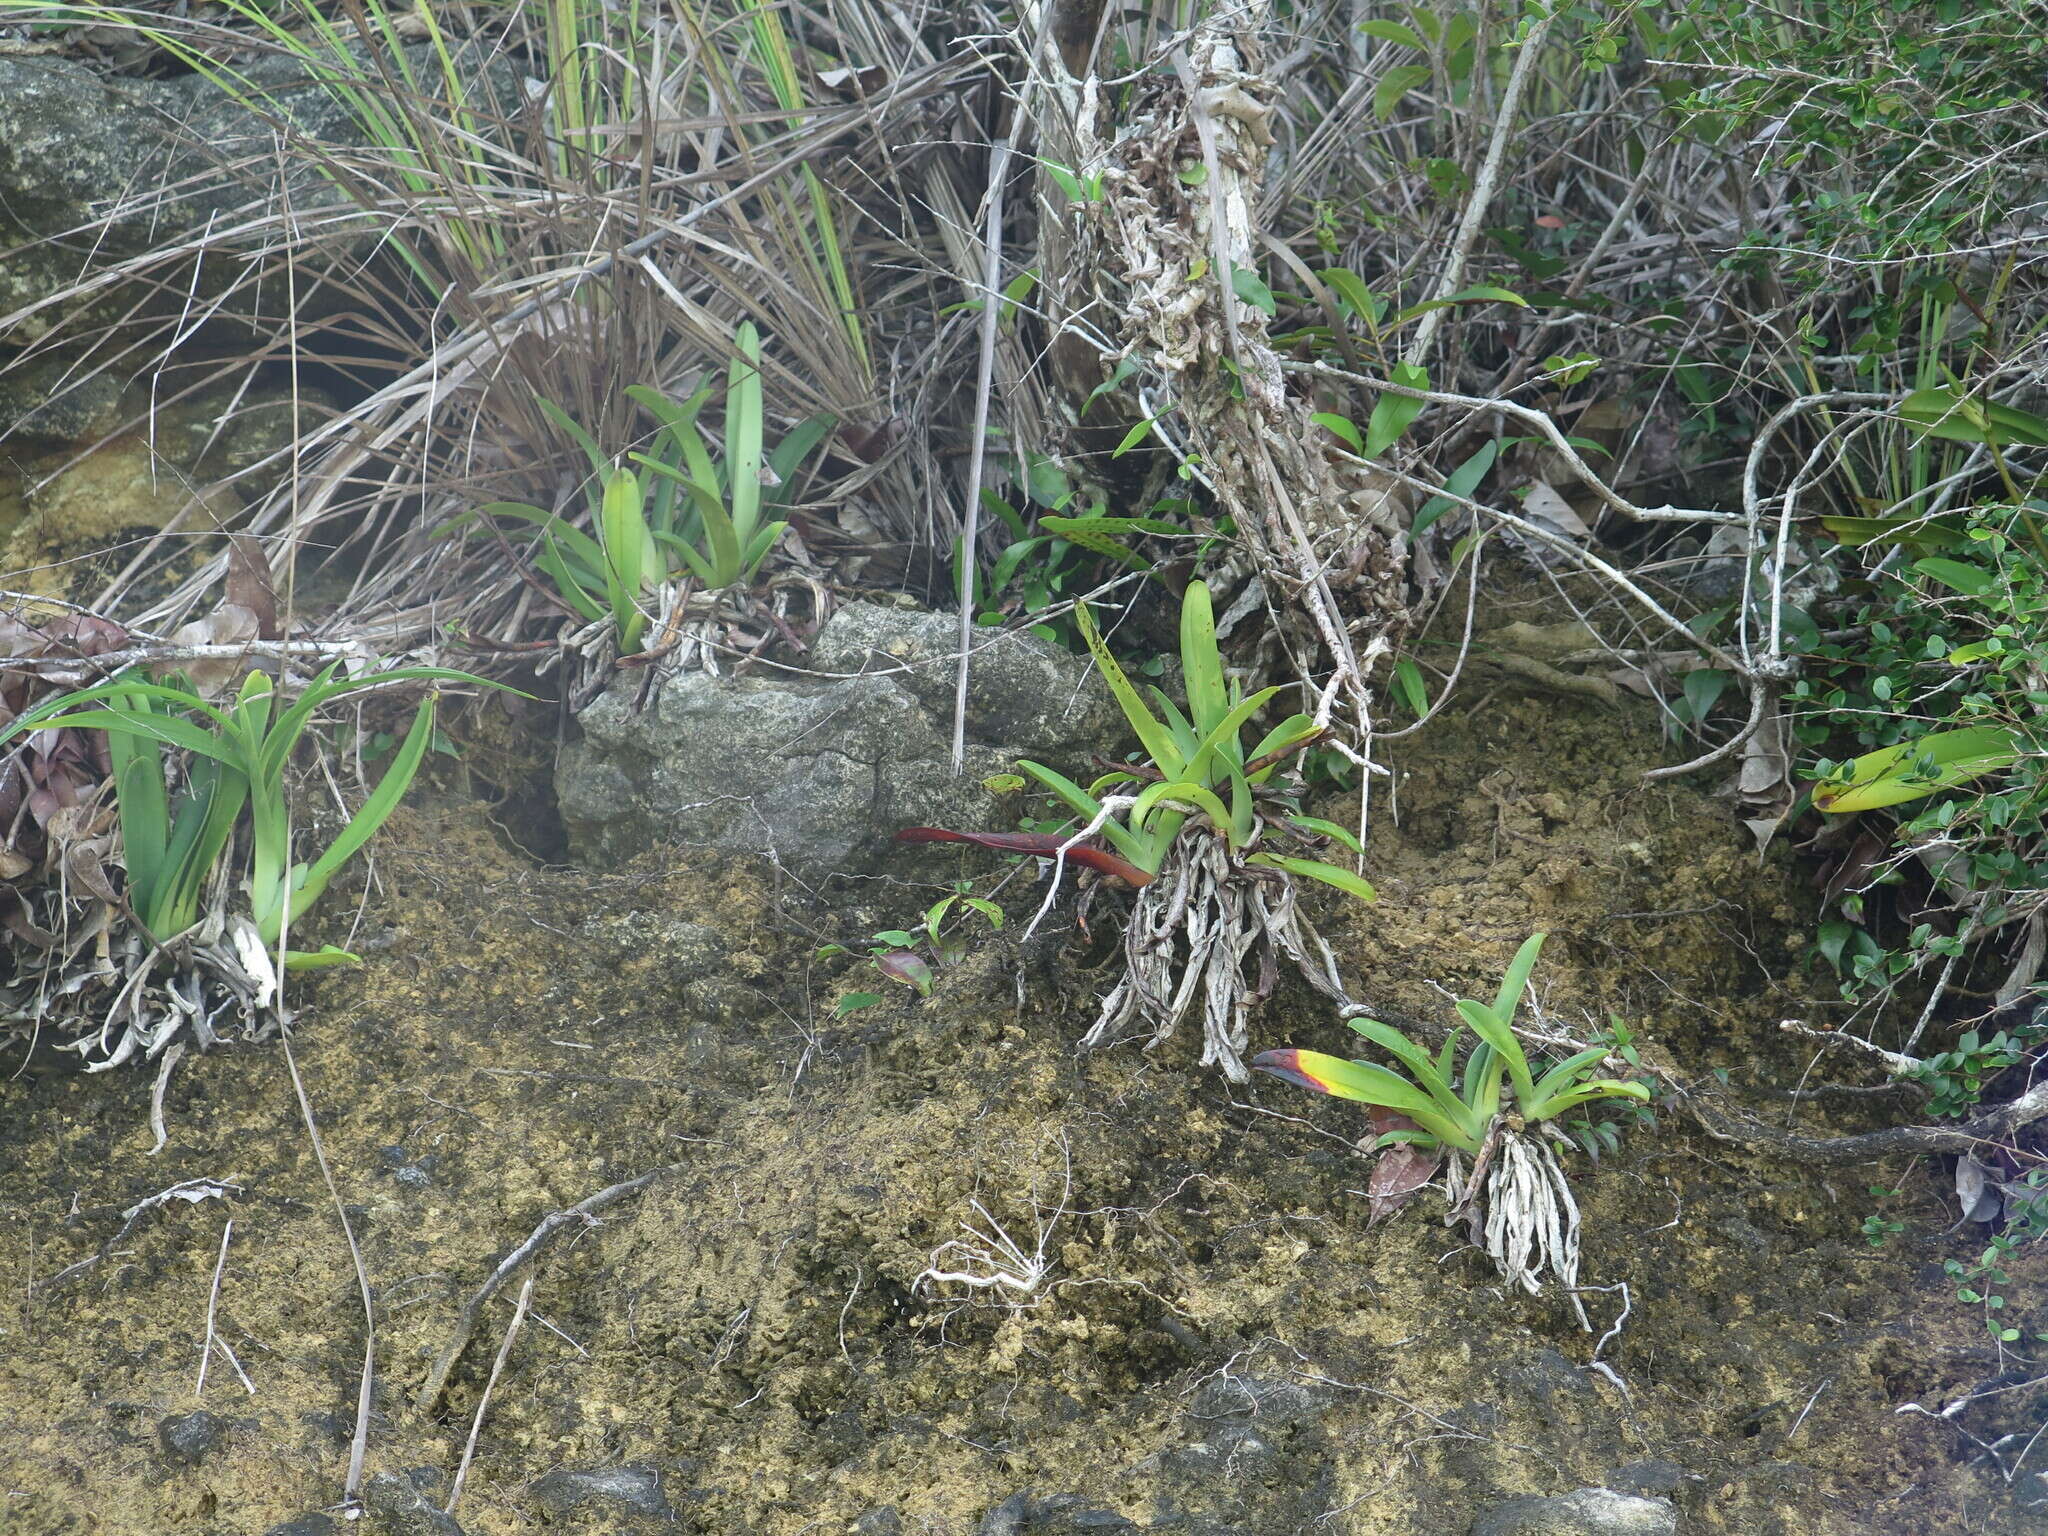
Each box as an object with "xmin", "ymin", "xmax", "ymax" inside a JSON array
[{"xmin": 1247, "ymin": 853, "xmax": 1376, "ymax": 902}]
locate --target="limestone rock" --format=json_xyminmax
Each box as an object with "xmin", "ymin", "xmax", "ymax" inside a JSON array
[
  {"xmin": 1470, "ymin": 1486, "xmax": 1679, "ymax": 1536},
  {"xmin": 558, "ymin": 603, "xmax": 1118, "ymax": 881}
]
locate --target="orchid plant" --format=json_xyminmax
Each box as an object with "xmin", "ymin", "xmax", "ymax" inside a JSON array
[
  {"xmin": 903, "ymin": 580, "xmax": 1372, "ymax": 1080},
  {"xmin": 1255, "ymin": 934, "xmax": 1651, "ymax": 1321}
]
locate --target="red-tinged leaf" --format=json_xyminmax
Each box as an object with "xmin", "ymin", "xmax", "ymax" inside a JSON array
[
  {"xmin": 1365, "ymin": 1110, "xmax": 1440, "ymax": 1225},
  {"xmin": 875, "ymin": 950, "xmax": 934, "ymax": 997},
  {"xmin": 895, "ymin": 826, "xmax": 1153, "ymax": 887},
  {"xmin": 1249, "ymin": 1048, "xmax": 1325, "ymax": 1094}
]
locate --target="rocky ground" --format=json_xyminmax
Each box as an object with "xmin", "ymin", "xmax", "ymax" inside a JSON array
[{"xmin": 2, "ymin": 612, "xmax": 2037, "ymax": 1534}]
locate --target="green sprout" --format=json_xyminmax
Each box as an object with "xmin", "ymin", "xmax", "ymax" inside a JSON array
[
  {"xmin": 1, "ymin": 663, "xmax": 495, "ymax": 967},
  {"xmin": 460, "ymin": 322, "xmax": 830, "ymax": 652},
  {"xmin": 1254, "ymin": 934, "xmax": 1650, "ymax": 1155},
  {"xmin": 902, "ymin": 580, "xmax": 1372, "ymax": 1080}
]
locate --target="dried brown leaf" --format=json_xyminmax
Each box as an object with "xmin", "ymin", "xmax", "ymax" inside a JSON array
[{"xmin": 1365, "ymin": 1109, "xmax": 1441, "ymax": 1226}]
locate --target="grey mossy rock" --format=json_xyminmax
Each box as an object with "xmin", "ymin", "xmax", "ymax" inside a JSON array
[
  {"xmin": 0, "ymin": 46, "xmax": 519, "ymax": 352},
  {"xmin": 0, "ymin": 359, "xmax": 124, "ymax": 443},
  {"xmin": 1469, "ymin": 1487, "xmax": 1679, "ymax": 1536},
  {"xmin": 361, "ymin": 1470, "xmax": 465, "ymax": 1536},
  {"xmin": 156, "ymin": 1408, "xmax": 230, "ymax": 1466},
  {"xmin": 530, "ymin": 1464, "xmax": 675, "ymax": 1522},
  {"xmin": 806, "ymin": 602, "xmax": 1123, "ymax": 761},
  {"xmin": 559, "ymin": 603, "xmax": 1120, "ymax": 882},
  {"xmin": 262, "ymin": 1517, "xmax": 340, "ymax": 1536}
]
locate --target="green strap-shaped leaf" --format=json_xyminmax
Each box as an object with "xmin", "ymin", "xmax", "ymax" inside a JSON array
[
  {"xmin": 1186, "ymin": 686, "xmax": 1283, "ymax": 785},
  {"xmin": 1132, "ymin": 780, "xmax": 1233, "ymax": 842},
  {"xmin": 1348, "ymin": 1018, "xmax": 1468, "ymax": 1125},
  {"xmin": 105, "ymin": 686, "xmax": 171, "ymax": 922},
  {"xmin": 741, "ymin": 521, "xmax": 789, "ymax": 580},
  {"xmin": 1286, "ymin": 814, "xmax": 1362, "ymax": 855},
  {"xmin": 1526, "ymin": 1045, "xmax": 1619, "ymax": 1116},
  {"xmin": 1075, "ymin": 601, "xmax": 1182, "ymax": 777},
  {"xmin": 1365, "ymin": 363, "xmax": 1430, "ymax": 458},
  {"xmin": 283, "ymin": 945, "xmax": 363, "ymax": 970},
  {"xmin": 1248, "ymin": 853, "xmax": 1376, "ymax": 902},
  {"xmin": 1812, "ymin": 726, "xmax": 2022, "ymax": 814},
  {"xmin": 1179, "ymin": 581, "xmax": 1229, "ymax": 738},
  {"xmin": 535, "ymin": 397, "xmax": 609, "ymax": 492},
  {"xmin": 276, "ymin": 695, "xmax": 440, "ymax": 946},
  {"xmin": 727, "ymin": 322, "xmax": 765, "ymax": 541},
  {"xmin": 1016, "ymin": 759, "xmax": 1154, "ymax": 872},
  {"xmin": 764, "ymin": 415, "xmax": 834, "ymax": 510},
  {"xmin": 1275, "ymin": 1050, "xmax": 1480, "ymax": 1152},
  {"xmin": 1456, "ymin": 998, "xmax": 1537, "ymax": 1114},
  {"xmin": 1492, "ymin": 932, "xmax": 1547, "ymax": 1021},
  {"xmin": 1539, "ymin": 1080, "xmax": 1653, "ymax": 1114}
]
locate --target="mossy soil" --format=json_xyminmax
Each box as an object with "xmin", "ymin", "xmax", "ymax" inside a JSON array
[{"xmin": 1, "ymin": 639, "xmax": 2040, "ymax": 1534}]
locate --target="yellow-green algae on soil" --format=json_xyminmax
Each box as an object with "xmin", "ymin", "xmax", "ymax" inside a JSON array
[{"xmin": 0, "ymin": 689, "xmax": 2038, "ymax": 1535}]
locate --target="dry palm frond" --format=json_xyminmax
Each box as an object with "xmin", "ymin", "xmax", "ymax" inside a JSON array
[{"xmin": 0, "ymin": 0, "xmax": 998, "ymax": 662}]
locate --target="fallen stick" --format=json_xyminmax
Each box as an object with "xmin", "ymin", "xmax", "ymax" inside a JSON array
[
  {"xmin": 34, "ymin": 1178, "xmax": 240, "ymax": 1295},
  {"xmin": 415, "ymin": 1164, "xmax": 676, "ymax": 1411},
  {"xmin": 1688, "ymin": 1079, "xmax": 2048, "ymax": 1166},
  {"xmin": 444, "ymin": 1273, "xmax": 534, "ymax": 1518}
]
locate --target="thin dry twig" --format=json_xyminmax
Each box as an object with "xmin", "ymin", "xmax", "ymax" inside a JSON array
[
  {"xmin": 280, "ymin": 1030, "xmax": 375, "ymax": 1506},
  {"xmin": 1689, "ymin": 1077, "xmax": 2048, "ymax": 1166},
  {"xmin": 416, "ymin": 1164, "xmax": 675, "ymax": 1411},
  {"xmin": 444, "ymin": 1272, "xmax": 535, "ymax": 1519},
  {"xmin": 196, "ymin": 1217, "xmax": 255, "ymax": 1398},
  {"xmin": 33, "ymin": 1177, "xmax": 241, "ymax": 1295}
]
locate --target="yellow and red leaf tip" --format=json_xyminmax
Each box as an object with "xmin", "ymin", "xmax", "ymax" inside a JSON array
[{"xmin": 1250, "ymin": 1048, "xmax": 1335, "ymax": 1094}]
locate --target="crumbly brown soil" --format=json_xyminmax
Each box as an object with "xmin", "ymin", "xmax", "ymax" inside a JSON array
[{"xmin": 0, "ymin": 662, "xmax": 2039, "ymax": 1535}]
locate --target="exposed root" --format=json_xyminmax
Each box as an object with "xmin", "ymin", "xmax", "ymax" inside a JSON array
[
  {"xmin": 1082, "ymin": 834, "xmax": 1353, "ymax": 1082},
  {"xmin": 1448, "ymin": 1126, "xmax": 1590, "ymax": 1329},
  {"xmin": 547, "ymin": 573, "xmax": 831, "ymax": 711},
  {"xmin": 2, "ymin": 891, "xmax": 286, "ymax": 1070}
]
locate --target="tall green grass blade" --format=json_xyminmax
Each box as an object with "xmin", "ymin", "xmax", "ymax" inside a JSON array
[
  {"xmin": 1247, "ymin": 853, "xmax": 1376, "ymax": 902},
  {"xmin": 727, "ymin": 322, "xmax": 764, "ymax": 541},
  {"xmin": 280, "ymin": 693, "xmax": 440, "ymax": 941},
  {"xmin": 104, "ymin": 690, "xmax": 170, "ymax": 922}
]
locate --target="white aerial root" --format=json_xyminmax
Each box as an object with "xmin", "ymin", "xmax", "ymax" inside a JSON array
[
  {"xmin": 1448, "ymin": 1126, "xmax": 1591, "ymax": 1330},
  {"xmin": 913, "ymin": 1198, "xmax": 1055, "ymax": 1298},
  {"xmin": 1082, "ymin": 833, "xmax": 1354, "ymax": 1082},
  {"xmin": 913, "ymin": 1134, "xmax": 1072, "ymax": 1300},
  {"xmin": 3, "ymin": 884, "xmax": 289, "ymax": 1072}
]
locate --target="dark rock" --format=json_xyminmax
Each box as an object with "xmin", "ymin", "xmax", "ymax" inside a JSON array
[
  {"xmin": 559, "ymin": 601, "xmax": 1117, "ymax": 881},
  {"xmin": 849, "ymin": 1509, "xmax": 903, "ymax": 1536},
  {"xmin": 1469, "ymin": 1487, "xmax": 1678, "ymax": 1536},
  {"xmin": 0, "ymin": 360, "xmax": 123, "ymax": 443},
  {"xmin": 157, "ymin": 1409, "xmax": 229, "ymax": 1466},
  {"xmin": 1038, "ymin": 1503, "xmax": 1137, "ymax": 1533},
  {"xmin": 530, "ymin": 1464, "xmax": 675, "ymax": 1521},
  {"xmin": 973, "ymin": 1493, "xmax": 1138, "ymax": 1534},
  {"xmin": 1185, "ymin": 1372, "xmax": 1329, "ymax": 1427},
  {"xmin": 978, "ymin": 1491, "xmax": 1034, "ymax": 1536},
  {"xmin": 1604, "ymin": 1460, "xmax": 1686, "ymax": 1499},
  {"xmin": 361, "ymin": 1470, "xmax": 464, "ymax": 1536},
  {"xmin": 263, "ymin": 1517, "xmax": 340, "ymax": 1536}
]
